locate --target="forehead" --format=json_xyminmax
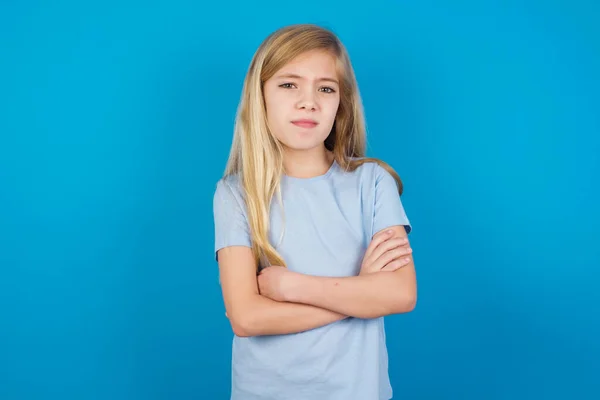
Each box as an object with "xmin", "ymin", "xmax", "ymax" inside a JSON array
[{"xmin": 276, "ymin": 49, "xmax": 339, "ymax": 78}]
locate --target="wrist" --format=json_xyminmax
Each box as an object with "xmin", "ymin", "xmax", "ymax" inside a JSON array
[{"xmin": 284, "ymin": 271, "xmax": 311, "ymax": 303}]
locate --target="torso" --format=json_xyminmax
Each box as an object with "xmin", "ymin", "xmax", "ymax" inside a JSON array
[{"xmin": 226, "ymin": 160, "xmax": 395, "ymax": 400}]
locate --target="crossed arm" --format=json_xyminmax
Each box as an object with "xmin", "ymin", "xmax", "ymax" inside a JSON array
[{"xmin": 217, "ymin": 225, "xmax": 417, "ymax": 337}]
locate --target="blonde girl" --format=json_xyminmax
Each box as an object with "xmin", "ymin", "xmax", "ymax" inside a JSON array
[{"xmin": 213, "ymin": 23, "xmax": 417, "ymax": 400}]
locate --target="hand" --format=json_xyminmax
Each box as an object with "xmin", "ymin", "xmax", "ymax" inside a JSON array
[
  {"xmin": 359, "ymin": 229, "xmax": 413, "ymax": 275},
  {"xmin": 257, "ymin": 266, "xmax": 300, "ymax": 302}
]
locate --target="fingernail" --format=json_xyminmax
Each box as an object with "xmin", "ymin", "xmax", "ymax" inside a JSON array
[
  {"xmin": 404, "ymin": 257, "xmax": 410, "ymax": 262},
  {"xmin": 387, "ymin": 229, "xmax": 393, "ymax": 234}
]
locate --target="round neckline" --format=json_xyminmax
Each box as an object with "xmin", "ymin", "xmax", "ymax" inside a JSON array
[{"xmin": 283, "ymin": 159, "xmax": 337, "ymax": 183}]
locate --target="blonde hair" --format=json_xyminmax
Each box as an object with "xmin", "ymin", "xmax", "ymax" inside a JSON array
[{"xmin": 223, "ymin": 23, "xmax": 403, "ymax": 268}]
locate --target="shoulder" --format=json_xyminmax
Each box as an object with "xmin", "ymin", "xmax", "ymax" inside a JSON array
[
  {"xmin": 213, "ymin": 174, "xmax": 246, "ymax": 209},
  {"xmin": 343, "ymin": 157, "xmax": 396, "ymax": 185},
  {"xmin": 214, "ymin": 173, "xmax": 242, "ymax": 194},
  {"xmin": 348, "ymin": 158, "xmax": 404, "ymax": 199}
]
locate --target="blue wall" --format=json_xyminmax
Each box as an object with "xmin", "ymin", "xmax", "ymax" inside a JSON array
[{"xmin": 1, "ymin": 1, "xmax": 598, "ymax": 399}]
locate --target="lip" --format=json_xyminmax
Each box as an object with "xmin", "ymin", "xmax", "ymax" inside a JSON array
[{"xmin": 291, "ymin": 119, "xmax": 318, "ymax": 128}]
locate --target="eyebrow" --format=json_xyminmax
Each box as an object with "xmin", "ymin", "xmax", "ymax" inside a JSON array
[{"xmin": 276, "ymin": 73, "xmax": 339, "ymax": 85}]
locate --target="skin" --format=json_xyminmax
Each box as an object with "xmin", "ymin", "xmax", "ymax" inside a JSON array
[
  {"xmin": 263, "ymin": 48, "xmax": 340, "ymax": 178},
  {"xmin": 258, "ymin": 226, "xmax": 416, "ymax": 319},
  {"xmin": 217, "ymin": 49, "xmax": 416, "ymax": 337}
]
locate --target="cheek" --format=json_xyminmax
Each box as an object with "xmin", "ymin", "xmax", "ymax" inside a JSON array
[
  {"xmin": 264, "ymin": 97, "xmax": 289, "ymax": 141},
  {"xmin": 265, "ymin": 93, "xmax": 287, "ymax": 123},
  {"xmin": 323, "ymin": 97, "xmax": 341, "ymax": 121}
]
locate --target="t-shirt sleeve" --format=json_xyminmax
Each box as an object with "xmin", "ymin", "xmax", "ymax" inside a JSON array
[
  {"xmin": 213, "ymin": 179, "xmax": 252, "ymax": 261},
  {"xmin": 372, "ymin": 164, "xmax": 412, "ymax": 236}
]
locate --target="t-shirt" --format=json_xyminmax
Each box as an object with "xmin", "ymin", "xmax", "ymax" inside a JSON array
[{"xmin": 212, "ymin": 159, "xmax": 412, "ymax": 400}]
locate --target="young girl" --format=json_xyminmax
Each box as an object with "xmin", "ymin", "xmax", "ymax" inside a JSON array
[{"xmin": 213, "ymin": 24, "xmax": 417, "ymax": 400}]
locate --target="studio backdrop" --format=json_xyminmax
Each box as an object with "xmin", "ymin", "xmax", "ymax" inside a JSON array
[{"xmin": 1, "ymin": 1, "xmax": 598, "ymax": 399}]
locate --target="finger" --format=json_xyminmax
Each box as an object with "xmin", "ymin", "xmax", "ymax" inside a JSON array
[
  {"xmin": 381, "ymin": 257, "xmax": 412, "ymax": 272},
  {"xmin": 363, "ymin": 230, "xmax": 392, "ymax": 260},
  {"xmin": 364, "ymin": 238, "xmax": 408, "ymax": 270},
  {"xmin": 373, "ymin": 246, "xmax": 413, "ymax": 270},
  {"xmin": 369, "ymin": 237, "xmax": 409, "ymax": 264},
  {"xmin": 363, "ymin": 229, "xmax": 395, "ymax": 260}
]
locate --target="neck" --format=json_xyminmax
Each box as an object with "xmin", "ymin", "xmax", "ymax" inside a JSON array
[{"xmin": 283, "ymin": 145, "xmax": 334, "ymax": 179}]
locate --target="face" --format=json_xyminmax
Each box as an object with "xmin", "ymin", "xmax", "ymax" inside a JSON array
[{"xmin": 263, "ymin": 49, "xmax": 341, "ymax": 153}]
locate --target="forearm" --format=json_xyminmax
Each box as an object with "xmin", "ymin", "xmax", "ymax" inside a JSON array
[
  {"xmin": 231, "ymin": 294, "xmax": 347, "ymax": 337},
  {"xmin": 286, "ymin": 272, "xmax": 416, "ymax": 319}
]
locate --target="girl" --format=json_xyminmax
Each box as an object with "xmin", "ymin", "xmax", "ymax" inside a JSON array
[{"xmin": 213, "ymin": 24, "xmax": 417, "ymax": 400}]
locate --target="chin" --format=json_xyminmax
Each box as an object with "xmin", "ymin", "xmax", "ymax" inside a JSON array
[
  {"xmin": 282, "ymin": 141, "xmax": 324, "ymax": 152},
  {"xmin": 282, "ymin": 134, "xmax": 329, "ymax": 151}
]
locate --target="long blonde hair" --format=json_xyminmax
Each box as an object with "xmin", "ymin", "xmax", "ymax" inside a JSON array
[{"xmin": 223, "ymin": 24, "xmax": 403, "ymax": 268}]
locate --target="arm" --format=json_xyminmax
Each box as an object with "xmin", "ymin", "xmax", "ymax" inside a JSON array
[
  {"xmin": 213, "ymin": 179, "xmax": 346, "ymax": 338},
  {"xmin": 218, "ymin": 245, "xmax": 347, "ymax": 337},
  {"xmin": 283, "ymin": 225, "xmax": 417, "ymax": 319}
]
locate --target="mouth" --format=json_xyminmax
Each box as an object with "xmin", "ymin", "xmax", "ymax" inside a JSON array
[{"xmin": 291, "ymin": 119, "xmax": 319, "ymax": 129}]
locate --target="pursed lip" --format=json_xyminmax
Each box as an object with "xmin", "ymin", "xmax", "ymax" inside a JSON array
[{"xmin": 291, "ymin": 119, "xmax": 319, "ymax": 128}]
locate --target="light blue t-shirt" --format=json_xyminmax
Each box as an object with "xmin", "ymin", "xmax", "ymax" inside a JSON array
[{"xmin": 213, "ymin": 159, "xmax": 412, "ymax": 400}]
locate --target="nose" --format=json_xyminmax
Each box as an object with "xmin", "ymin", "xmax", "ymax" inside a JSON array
[{"xmin": 296, "ymin": 88, "xmax": 317, "ymax": 111}]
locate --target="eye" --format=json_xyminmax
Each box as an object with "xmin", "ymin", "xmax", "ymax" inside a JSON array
[
  {"xmin": 320, "ymin": 86, "xmax": 336, "ymax": 94},
  {"xmin": 279, "ymin": 83, "xmax": 297, "ymax": 89}
]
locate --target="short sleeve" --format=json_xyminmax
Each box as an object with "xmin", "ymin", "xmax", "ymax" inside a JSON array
[
  {"xmin": 372, "ymin": 165, "xmax": 412, "ymax": 236},
  {"xmin": 213, "ymin": 178, "xmax": 252, "ymax": 261}
]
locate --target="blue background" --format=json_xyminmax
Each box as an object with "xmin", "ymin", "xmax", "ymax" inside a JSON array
[{"xmin": 1, "ymin": 1, "xmax": 598, "ymax": 399}]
